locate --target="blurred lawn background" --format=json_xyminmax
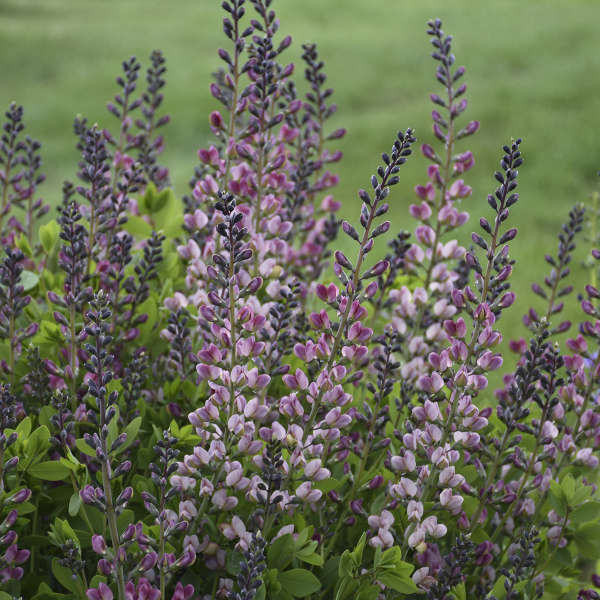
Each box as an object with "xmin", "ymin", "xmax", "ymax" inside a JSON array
[{"xmin": 1, "ymin": 0, "xmax": 600, "ymax": 346}]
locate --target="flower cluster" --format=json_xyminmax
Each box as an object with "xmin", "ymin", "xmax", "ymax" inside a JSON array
[{"xmin": 0, "ymin": 3, "xmax": 598, "ymax": 600}]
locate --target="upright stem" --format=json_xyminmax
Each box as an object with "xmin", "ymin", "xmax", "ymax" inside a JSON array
[
  {"xmin": 102, "ymin": 463, "xmax": 126, "ymax": 600},
  {"xmin": 8, "ymin": 312, "xmax": 15, "ymax": 388},
  {"xmin": 221, "ymin": 13, "xmax": 241, "ymax": 191},
  {"xmin": 159, "ymin": 506, "xmax": 166, "ymax": 599},
  {"xmin": 421, "ymin": 148, "xmax": 517, "ymax": 505},
  {"xmin": 324, "ymin": 348, "xmax": 392, "ymax": 557},
  {"xmin": 304, "ymin": 152, "xmax": 404, "ymax": 436},
  {"xmin": 0, "ymin": 138, "xmax": 15, "ymax": 234},
  {"xmin": 410, "ymin": 64, "xmax": 456, "ymax": 337},
  {"xmin": 591, "ymin": 192, "xmax": 599, "ymax": 290},
  {"xmin": 94, "ymin": 326, "xmax": 126, "ymax": 600},
  {"xmin": 69, "ymin": 303, "xmax": 77, "ymax": 410}
]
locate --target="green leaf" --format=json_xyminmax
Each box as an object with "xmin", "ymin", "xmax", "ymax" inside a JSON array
[
  {"xmin": 29, "ymin": 460, "xmax": 71, "ymax": 481},
  {"xmin": 68, "ymin": 492, "xmax": 82, "ymax": 517},
  {"xmin": 22, "ymin": 425, "xmax": 51, "ymax": 471},
  {"xmin": 75, "ymin": 438, "xmax": 95, "ymax": 457},
  {"xmin": 140, "ymin": 182, "xmax": 159, "ymax": 214},
  {"xmin": 16, "ymin": 234, "xmax": 33, "ymax": 258},
  {"xmin": 16, "ymin": 500, "xmax": 37, "ymax": 515},
  {"xmin": 356, "ymin": 582, "xmax": 380, "ymax": 600},
  {"xmin": 32, "ymin": 583, "xmax": 72, "ymax": 600},
  {"xmin": 20, "ymin": 269, "xmax": 40, "ymax": 291},
  {"xmin": 226, "ymin": 549, "xmax": 245, "ymax": 576},
  {"xmin": 268, "ymin": 533, "xmax": 295, "ymax": 571},
  {"xmin": 380, "ymin": 546, "xmax": 412, "ymax": 574},
  {"xmin": 31, "ymin": 320, "xmax": 64, "ymax": 348},
  {"xmin": 573, "ymin": 483, "xmax": 593, "ymax": 505},
  {"xmin": 561, "ymin": 473, "xmax": 576, "ymax": 503},
  {"xmin": 115, "ymin": 416, "xmax": 142, "ymax": 455},
  {"xmin": 575, "ymin": 523, "xmax": 600, "ymax": 556},
  {"xmin": 123, "ymin": 214, "xmax": 153, "ymax": 239},
  {"xmin": 255, "ymin": 584, "xmax": 266, "ymax": 600},
  {"xmin": 350, "ymin": 532, "xmax": 367, "ymax": 566},
  {"xmin": 335, "ymin": 576, "xmax": 358, "ymax": 600},
  {"xmin": 17, "ymin": 415, "xmax": 32, "ymax": 438},
  {"xmin": 571, "ymin": 501, "xmax": 600, "ymax": 524},
  {"xmin": 117, "ymin": 508, "xmax": 135, "ymax": 532},
  {"xmin": 278, "ymin": 569, "xmax": 321, "ymax": 597},
  {"xmin": 315, "ymin": 477, "xmax": 342, "ymax": 493},
  {"xmin": 39, "ymin": 405, "xmax": 54, "ymax": 430},
  {"xmin": 549, "ymin": 480, "xmax": 568, "ymax": 516},
  {"xmin": 377, "ymin": 571, "xmax": 419, "ymax": 594},
  {"xmin": 137, "ymin": 296, "xmax": 158, "ymax": 343},
  {"xmin": 339, "ymin": 550, "xmax": 354, "ymax": 577},
  {"xmin": 451, "ymin": 582, "xmax": 467, "ymax": 600},
  {"xmin": 296, "ymin": 547, "xmax": 324, "ymax": 566},
  {"xmin": 52, "ymin": 557, "xmax": 80, "ymax": 593},
  {"xmin": 39, "ymin": 220, "xmax": 61, "ymax": 254}
]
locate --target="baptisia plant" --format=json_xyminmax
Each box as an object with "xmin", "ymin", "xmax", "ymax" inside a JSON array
[{"xmin": 0, "ymin": 1, "xmax": 599, "ymax": 599}]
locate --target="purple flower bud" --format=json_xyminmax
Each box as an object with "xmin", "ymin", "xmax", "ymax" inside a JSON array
[
  {"xmin": 288, "ymin": 99, "xmax": 302, "ymax": 113},
  {"xmin": 209, "ymin": 111, "xmax": 223, "ymax": 128},
  {"xmin": 369, "ymin": 475, "xmax": 384, "ymax": 489},
  {"xmin": 121, "ymin": 524, "xmax": 136, "ymax": 542},
  {"xmin": 3, "ymin": 510, "xmax": 18, "ymax": 528},
  {"xmin": 586, "ymin": 284, "xmax": 600, "ymax": 299},
  {"xmin": 22, "ymin": 322, "xmax": 39, "ymax": 338},
  {"xmin": 0, "ymin": 530, "xmax": 17, "ymax": 546},
  {"xmin": 328, "ymin": 128, "xmax": 347, "ymax": 140},
  {"xmin": 200, "ymin": 305, "xmax": 216, "ymax": 321},
  {"xmin": 4, "ymin": 456, "xmax": 19, "ymax": 470},
  {"xmin": 421, "ymin": 143, "xmax": 437, "ymax": 161},
  {"xmin": 97, "ymin": 560, "xmax": 113, "ymax": 577},
  {"xmin": 363, "ymin": 260, "xmax": 389, "ymax": 279},
  {"xmin": 47, "ymin": 291, "xmax": 66, "ymax": 306},
  {"xmin": 11, "ymin": 488, "xmax": 31, "ymax": 504},
  {"xmin": 91, "ymin": 535, "xmax": 107, "ymax": 555},
  {"xmin": 582, "ymin": 300, "xmax": 595, "ymax": 315},
  {"xmin": 80, "ymin": 485, "xmax": 97, "ymax": 505},
  {"xmin": 371, "ymin": 221, "xmax": 390, "ymax": 238},
  {"xmin": 350, "ymin": 499, "xmax": 364, "ymax": 515},
  {"xmin": 496, "ymin": 265, "xmax": 512, "ymax": 283},
  {"xmin": 140, "ymin": 551, "xmax": 158, "ymax": 571},
  {"xmin": 433, "ymin": 123, "xmax": 446, "ymax": 142},
  {"xmin": 86, "ymin": 582, "xmax": 113, "ymax": 600},
  {"xmin": 499, "ymin": 228, "xmax": 518, "ymax": 244},
  {"xmin": 327, "ymin": 490, "xmax": 341, "ymax": 503},
  {"xmin": 498, "ymin": 292, "xmax": 516, "ymax": 308},
  {"xmin": 245, "ymin": 277, "xmax": 262, "ymax": 294},
  {"xmin": 430, "ymin": 93, "xmax": 445, "ymax": 107},
  {"xmin": 365, "ymin": 281, "xmax": 378, "ymax": 298},
  {"xmin": 342, "ymin": 220, "xmax": 359, "ymax": 242},
  {"xmin": 43, "ymin": 359, "xmax": 61, "ymax": 376},
  {"xmin": 334, "ymin": 251, "xmax": 353, "ymax": 270}
]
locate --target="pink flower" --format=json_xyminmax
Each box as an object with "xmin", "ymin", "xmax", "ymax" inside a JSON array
[{"xmin": 87, "ymin": 583, "xmax": 113, "ymax": 600}]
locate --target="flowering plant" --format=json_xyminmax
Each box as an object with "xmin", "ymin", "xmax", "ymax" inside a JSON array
[{"xmin": 0, "ymin": 1, "xmax": 599, "ymax": 599}]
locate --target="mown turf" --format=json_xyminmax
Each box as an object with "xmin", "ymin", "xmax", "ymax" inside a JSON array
[{"xmin": 1, "ymin": 0, "xmax": 600, "ymax": 344}]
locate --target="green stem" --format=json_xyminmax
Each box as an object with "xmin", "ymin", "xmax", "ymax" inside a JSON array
[
  {"xmin": 8, "ymin": 312, "xmax": 15, "ymax": 388},
  {"xmin": 69, "ymin": 471, "xmax": 94, "ymax": 534},
  {"xmin": 408, "ymin": 68, "xmax": 456, "ymax": 339},
  {"xmin": 159, "ymin": 513, "xmax": 166, "ymax": 599},
  {"xmin": 102, "ymin": 463, "xmax": 126, "ymax": 600},
  {"xmin": 69, "ymin": 303, "xmax": 77, "ymax": 410},
  {"xmin": 591, "ymin": 192, "xmax": 599, "ymax": 290}
]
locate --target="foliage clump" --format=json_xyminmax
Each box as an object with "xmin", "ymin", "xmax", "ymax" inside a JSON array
[{"xmin": 0, "ymin": 3, "xmax": 599, "ymax": 600}]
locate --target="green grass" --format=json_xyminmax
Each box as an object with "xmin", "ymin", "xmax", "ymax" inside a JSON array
[{"xmin": 1, "ymin": 0, "xmax": 600, "ymax": 345}]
